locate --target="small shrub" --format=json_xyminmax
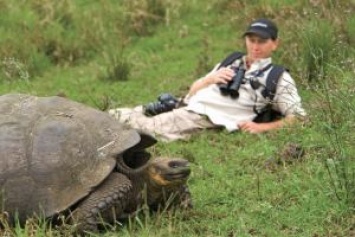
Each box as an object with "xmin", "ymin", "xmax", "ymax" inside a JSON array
[
  {"xmin": 301, "ymin": 19, "xmax": 335, "ymax": 83},
  {"xmin": 345, "ymin": 15, "xmax": 355, "ymax": 45},
  {"xmin": 194, "ymin": 36, "xmax": 213, "ymax": 77},
  {"xmin": 1, "ymin": 57, "xmax": 30, "ymax": 83},
  {"xmin": 99, "ymin": 52, "xmax": 131, "ymax": 82},
  {"xmin": 314, "ymin": 77, "xmax": 355, "ymax": 210},
  {"xmin": 122, "ymin": 0, "xmax": 167, "ymax": 36}
]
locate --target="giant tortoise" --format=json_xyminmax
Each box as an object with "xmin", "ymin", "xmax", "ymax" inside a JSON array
[{"xmin": 0, "ymin": 94, "xmax": 192, "ymax": 234}]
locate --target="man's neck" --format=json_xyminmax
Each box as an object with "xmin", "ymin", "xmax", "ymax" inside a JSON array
[
  {"xmin": 245, "ymin": 57, "xmax": 257, "ymax": 69},
  {"xmin": 245, "ymin": 56, "xmax": 271, "ymax": 69}
]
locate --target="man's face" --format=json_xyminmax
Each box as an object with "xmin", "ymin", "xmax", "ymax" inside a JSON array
[{"xmin": 245, "ymin": 34, "xmax": 279, "ymax": 62}]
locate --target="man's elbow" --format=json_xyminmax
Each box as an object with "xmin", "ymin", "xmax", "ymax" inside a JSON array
[{"xmin": 284, "ymin": 114, "xmax": 309, "ymax": 126}]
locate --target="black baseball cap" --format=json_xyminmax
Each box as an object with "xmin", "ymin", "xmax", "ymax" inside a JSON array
[{"xmin": 243, "ymin": 18, "xmax": 278, "ymax": 40}]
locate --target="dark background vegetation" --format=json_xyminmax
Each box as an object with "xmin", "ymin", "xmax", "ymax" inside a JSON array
[{"xmin": 0, "ymin": 0, "xmax": 354, "ymax": 236}]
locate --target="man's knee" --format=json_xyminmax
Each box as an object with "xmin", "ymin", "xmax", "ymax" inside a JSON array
[{"xmin": 108, "ymin": 108, "xmax": 134, "ymax": 123}]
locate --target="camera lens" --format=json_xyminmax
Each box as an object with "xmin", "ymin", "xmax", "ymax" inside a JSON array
[
  {"xmin": 158, "ymin": 93, "xmax": 178, "ymax": 103},
  {"xmin": 143, "ymin": 102, "xmax": 161, "ymax": 116},
  {"xmin": 143, "ymin": 96, "xmax": 178, "ymax": 116}
]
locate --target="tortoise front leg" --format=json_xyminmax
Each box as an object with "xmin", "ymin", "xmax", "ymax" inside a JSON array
[
  {"xmin": 68, "ymin": 172, "xmax": 132, "ymax": 235},
  {"xmin": 177, "ymin": 184, "xmax": 193, "ymax": 209},
  {"xmin": 165, "ymin": 184, "xmax": 193, "ymax": 210},
  {"xmin": 148, "ymin": 184, "xmax": 193, "ymax": 212}
]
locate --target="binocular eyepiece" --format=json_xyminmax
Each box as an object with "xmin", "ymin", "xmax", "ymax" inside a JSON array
[
  {"xmin": 143, "ymin": 93, "xmax": 179, "ymax": 116},
  {"xmin": 218, "ymin": 64, "xmax": 246, "ymax": 99}
]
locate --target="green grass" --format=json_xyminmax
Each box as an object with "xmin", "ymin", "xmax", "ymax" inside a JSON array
[{"xmin": 0, "ymin": 0, "xmax": 354, "ymax": 236}]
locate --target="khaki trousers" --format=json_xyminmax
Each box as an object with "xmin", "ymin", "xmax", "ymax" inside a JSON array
[{"xmin": 108, "ymin": 106, "xmax": 216, "ymax": 142}]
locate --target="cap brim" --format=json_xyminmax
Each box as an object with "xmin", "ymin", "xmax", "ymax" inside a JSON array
[{"xmin": 243, "ymin": 29, "xmax": 271, "ymax": 39}]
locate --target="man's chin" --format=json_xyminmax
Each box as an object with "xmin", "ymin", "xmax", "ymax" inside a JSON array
[{"xmin": 250, "ymin": 55, "xmax": 263, "ymax": 61}]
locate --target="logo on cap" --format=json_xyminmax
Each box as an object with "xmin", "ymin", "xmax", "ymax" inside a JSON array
[{"xmin": 251, "ymin": 23, "xmax": 268, "ymax": 28}]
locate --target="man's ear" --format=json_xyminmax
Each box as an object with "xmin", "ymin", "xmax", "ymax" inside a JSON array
[{"xmin": 272, "ymin": 38, "xmax": 280, "ymax": 51}]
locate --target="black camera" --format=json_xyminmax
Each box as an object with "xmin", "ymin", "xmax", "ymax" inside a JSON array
[
  {"xmin": 219, "ymin": 64, "xmax": 246, "ymax": 99},
  {"xmin": 143, "ymin": 93, "xmax": 179, "ymax": 116}
]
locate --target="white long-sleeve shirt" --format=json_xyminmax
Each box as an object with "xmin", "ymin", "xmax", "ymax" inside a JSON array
[{"xmin": 186, "ymin": 57, "xmax": 306, "ymax": 131}]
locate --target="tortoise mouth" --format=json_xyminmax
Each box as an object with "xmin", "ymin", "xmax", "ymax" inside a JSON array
[
  {"xmin": 162, "ymin": 169, "xmax": 191, "ymax": 181},
  {"xmin": 153, "ymin": 159, "xmax": 191, "ymax": 182}
]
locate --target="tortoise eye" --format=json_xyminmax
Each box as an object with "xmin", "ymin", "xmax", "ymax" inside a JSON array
[{"xmin": 168, "ymin": 160, "xmax": 189, "ymax": 168}]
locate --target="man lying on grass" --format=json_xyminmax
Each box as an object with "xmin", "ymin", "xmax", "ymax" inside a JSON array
[{"xmin": 109, "ymin": 18, "xmax": 307, "ymax": 142}]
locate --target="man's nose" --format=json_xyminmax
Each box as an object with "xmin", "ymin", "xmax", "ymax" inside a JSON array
[{"xmin": 251, "ymin": 43, "xmax": 260, "ymax": 51}]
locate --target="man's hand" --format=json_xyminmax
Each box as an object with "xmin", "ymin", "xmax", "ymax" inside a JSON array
[
  {"xmin": 187, "ymin": 67, "xmax": 235, "ymax": 97},
  {"xmin": 206, "ymin": 67, "xmax": 235, "ymax": 85},
  {"xmin": 238, "ymin": 116, "xmax": 296, "ymax": 134},
  {"xmin": 238, "ymin": 121, "xmax": 270, "ymax": 134}
]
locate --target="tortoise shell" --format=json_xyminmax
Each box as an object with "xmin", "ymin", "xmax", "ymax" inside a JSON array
[{"xmin": 0, "ymin": 94, "xmax": 155, "ymax": 223}]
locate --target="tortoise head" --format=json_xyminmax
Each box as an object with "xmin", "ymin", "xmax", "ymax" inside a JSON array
[{"xmin": 147, "ymin": 157, "xmax": 191, "ymax": 187}]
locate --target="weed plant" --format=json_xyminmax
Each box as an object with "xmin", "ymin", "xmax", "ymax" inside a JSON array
[{"xmin": 0, "ymin": 0, "xmax": 354, "ymax": 236}]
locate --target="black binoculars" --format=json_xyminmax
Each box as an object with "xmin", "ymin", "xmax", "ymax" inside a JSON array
[
  {"xmin": 143, "ymin": 93, "xmax": 179, "ymax": 116},
  {"xmin": 218, "ymin": 64, "xmax": 246, "ymax": 99}
]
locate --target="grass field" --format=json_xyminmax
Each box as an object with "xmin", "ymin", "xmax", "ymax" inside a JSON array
[{"xmin": 0, "ymin": 0, "xmax": 354, "ymax": 236}]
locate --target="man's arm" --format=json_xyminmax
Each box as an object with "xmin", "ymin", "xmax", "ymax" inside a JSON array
[
  {"xmin": 187, "ymin": 66, "xmax": 235, "ymax": 97},
  {"xmin": 238, "ymin": 115, "xmax": 299, "ymax": 134},
  {"xmin": 239, "ymin": 71, "xmax": 307, "ymax": 134}
]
